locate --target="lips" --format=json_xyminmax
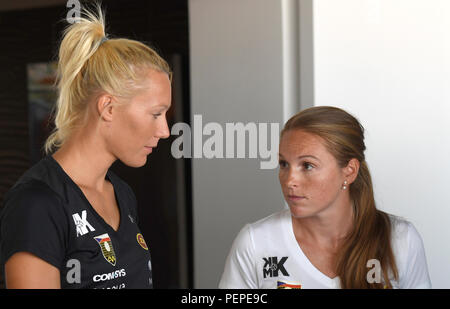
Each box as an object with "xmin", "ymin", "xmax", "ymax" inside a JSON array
[
  {"xmin": 145, "ymin": 144, "xmax": 157, "ymax": 150},
  {"xmin": 287, "ymin": 195, "xmax": 306, "ymax": 201}
]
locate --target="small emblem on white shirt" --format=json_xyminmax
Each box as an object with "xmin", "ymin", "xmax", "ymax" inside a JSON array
[
  {"xmin": 277, "ymin": 280, "xmax": 302, "ymax": 289},
  {"xmin": 72, "ymin": 210, "xmax": 96, "ymax": 237},
  {"xmin": 263, "ymin": 256, "xmax": 289, "ymax": 278}
]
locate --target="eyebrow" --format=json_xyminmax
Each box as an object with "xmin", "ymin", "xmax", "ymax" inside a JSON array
[
  {"xmin": 154, "ymin": 104, "xmax": 171, "ymax": 111},
  {"xmin": 278, "ymin": 154, "xmax": 321, "ymax": 162}
]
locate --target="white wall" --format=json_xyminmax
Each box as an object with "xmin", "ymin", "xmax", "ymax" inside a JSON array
[
  {"xmin": 313, "ymin": 0, "xmax": 450, "ymax": 288},
  {"xmin": 189, "ymin": 0, "xmax": 450, "ymax": 288},
  {"xmin": 189, "ymin": 0, "xmax": 297, "ymax": 288}
]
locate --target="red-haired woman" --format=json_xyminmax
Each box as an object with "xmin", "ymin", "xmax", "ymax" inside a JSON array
[{"xmin": 219, "ymin": 106, "xmax": 431, "ymax": 289}]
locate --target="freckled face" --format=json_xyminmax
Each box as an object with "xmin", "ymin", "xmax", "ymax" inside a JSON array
[
  {"xmin": 278, "ymin": 130, "xmax": 346, "ymax": 219},
  {"xmin": 108, "ymin": 69, "xmax": 171, "ymax": 167}
]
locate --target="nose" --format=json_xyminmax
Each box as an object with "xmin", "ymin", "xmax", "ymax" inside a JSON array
[
  {"xmin": 156, "ymin": 117, "xmax": 170, "ymax": 139},
  {"xmin": 283, "ymin": 168, "xmax": 299, "ymax": 189}
]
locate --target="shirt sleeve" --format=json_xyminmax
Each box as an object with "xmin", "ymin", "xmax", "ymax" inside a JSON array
[
  {"xmin": 219, "ymin": 224, "xmax": 258, "ymax": 289},
  {"xmin": 0, "ymin": 180, "xmax": 68, "ymax": 270},
  {"xmin": 399, "ymin": 222, "xmax": 432, "ymax": 288}
]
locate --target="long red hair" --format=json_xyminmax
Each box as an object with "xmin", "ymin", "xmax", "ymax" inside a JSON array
[{"xmin": 282, "ymin": 106, "xmax": 398, "ymax": 288}]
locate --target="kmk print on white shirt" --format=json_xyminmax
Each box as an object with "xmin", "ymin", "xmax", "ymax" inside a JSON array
[{"xmin": 263, "ymin": 256, "xmax": 289, "ymax": 278}]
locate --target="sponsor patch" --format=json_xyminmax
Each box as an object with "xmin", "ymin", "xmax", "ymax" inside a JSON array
[
  {"xmin": 137, "ymin": 233, "xmax": 148, "ymax": 250},
  {"xmin": 277, "ymin": 281, "xmax": 302, "ymax": 289},
  {"xmin": 94, "ymin": 233, "xmax": 117, "ymax": 266},
  {"xmin": 263, "ymin": 256, "xmax": 289, "ymax": 278},
  {"xmin": 93, "ymin": 269, "xmax": 126, "ymax": 282},
  {"xmin": 72, "ymin": 210, "xmax": 95, "ymax": 237}
]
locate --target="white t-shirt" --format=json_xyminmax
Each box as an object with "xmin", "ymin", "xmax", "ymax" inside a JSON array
[{"xmin": 219, "ymin": 209, "xmax": 432, "ymax": 289}]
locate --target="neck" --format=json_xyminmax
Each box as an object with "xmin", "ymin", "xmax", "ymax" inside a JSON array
[
  {"xmin": 292, "ymin": 197, "xmax": 354, "ymax": 250},
  {"xmin": 51, "ymin": 126, "xmax": 116, "ymax": 192}
]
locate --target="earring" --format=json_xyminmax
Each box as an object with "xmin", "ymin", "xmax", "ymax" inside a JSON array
[{"xmin": 342, "ymin": 180, "xmax": 348, "ymax": 190}]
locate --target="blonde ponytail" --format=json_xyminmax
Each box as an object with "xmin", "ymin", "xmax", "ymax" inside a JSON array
[{"xmin": 45, "ymin": 2, "xmax": 171, "ymax": 154}]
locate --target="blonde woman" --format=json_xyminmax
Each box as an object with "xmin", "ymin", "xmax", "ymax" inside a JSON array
[
  {"xmin": 219, "ymin": 106, "xmax": 431, "ymax": 289},
  {"xmin": 0, "ymin": 4, "xmax": 171, "ymax": 288}
]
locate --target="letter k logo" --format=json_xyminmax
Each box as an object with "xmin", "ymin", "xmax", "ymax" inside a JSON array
[
  {"xmin": 262, "ymin": 256, "xmax": 289, "ymax": 278},
  {"xmin": 72, "ymin": 210, "xmax": 95, "ymax": 237}
]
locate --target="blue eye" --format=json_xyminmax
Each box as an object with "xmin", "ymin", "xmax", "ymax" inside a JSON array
[
  {"xmin": 303, "ymin": 162, "xmax": 314, "ymax": 170},
  {"xmin": 302, "ymin": 162, "xmax": 314, "ymax": 171}
]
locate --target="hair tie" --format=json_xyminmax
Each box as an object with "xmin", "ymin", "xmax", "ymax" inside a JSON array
[{"xmin": 99, "ymin": 36, "xmax": 109, "ymax": 45}]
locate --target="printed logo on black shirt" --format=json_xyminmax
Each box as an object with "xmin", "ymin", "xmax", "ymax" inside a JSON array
[
  {"xmin": 263, "ymin": 256, "xmax": 289, "ymax": 278},
  {"xmin": 136, "ymin": 233, "xmax": 148, "ymax": 250},
  {"xmin": 94, "ymin": 233, "xmax": 117, "ymax": 266},
  {"xmin": 72, "ymin": 210, "xmax": 96, "ymax": 237}
]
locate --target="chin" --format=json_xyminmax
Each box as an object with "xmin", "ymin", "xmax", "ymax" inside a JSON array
[
  {"xmin": 288, "ymin": 204, "xmax": 315, "ymax": 219},
  {"xmin": 119, "ymin": 155, "xmax": 148, "ymax": 168}
]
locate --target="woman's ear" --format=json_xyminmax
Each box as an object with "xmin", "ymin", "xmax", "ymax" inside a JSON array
[
  {"xmin": 97, "ymin": 94, "xmax": 114, "ymax": 122},
  {"xmin": 344, "ymin": 158, "xmax": 360, "ymax": 185}
]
